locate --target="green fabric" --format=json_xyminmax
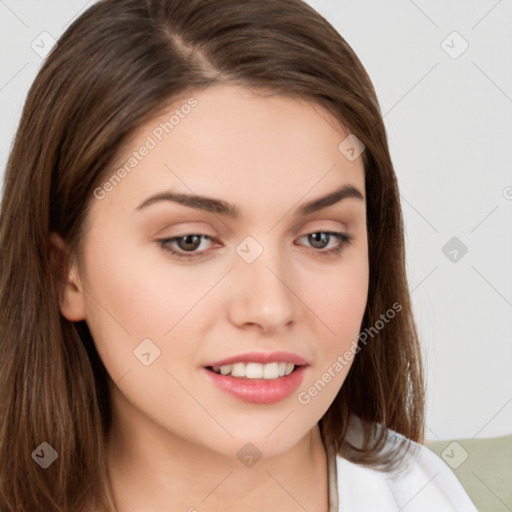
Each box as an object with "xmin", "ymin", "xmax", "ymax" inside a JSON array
[{"xmin": 426, "ymin": 435, "xmax": 512, "ymax": 512}]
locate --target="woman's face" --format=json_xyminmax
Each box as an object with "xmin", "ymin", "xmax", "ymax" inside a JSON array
[{"xmin": 59, "ymin": 84, "xmax": 369, "ymax": 458}]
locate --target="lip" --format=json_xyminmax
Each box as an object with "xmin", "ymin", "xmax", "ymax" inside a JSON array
[
  {"xmin": 202, "ymin": 351, "xmax": 309, "ymax": 404},
  {"xmin": 203, "ymin": 364, "xmax": 307, "ymax": 404},
  {"xmin": 205, "ymin": 351, "xmax": 308, "ymax": 367}
]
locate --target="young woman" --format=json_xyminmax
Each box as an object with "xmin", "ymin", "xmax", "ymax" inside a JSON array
[{"xmin": 0, "ymin": 0, "xmax": 477, "ymax": 511}]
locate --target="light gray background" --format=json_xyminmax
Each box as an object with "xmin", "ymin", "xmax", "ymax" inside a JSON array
[{"xmin": 1, "ymin": 0, "xmax": 511, "ymax": 440}]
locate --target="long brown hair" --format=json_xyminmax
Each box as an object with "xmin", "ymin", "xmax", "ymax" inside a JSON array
[{"xmin": 0, "ymin": 0, "xmax": 424, "ymax": 510}]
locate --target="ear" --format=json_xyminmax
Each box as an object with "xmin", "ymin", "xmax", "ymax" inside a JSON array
[{"xmin": 49, "ymin": 232, "xmax": 87, "ymax": 322}]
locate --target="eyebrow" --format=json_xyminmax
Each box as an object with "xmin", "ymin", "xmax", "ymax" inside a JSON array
[{"xmin": 135, "ymin": 183, "xmax": 364, "ymax": 217}]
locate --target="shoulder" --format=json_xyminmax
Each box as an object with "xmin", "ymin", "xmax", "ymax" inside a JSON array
[{"xmin": 335, "ymin": 425, "xmax": 478, "ymax": 512}]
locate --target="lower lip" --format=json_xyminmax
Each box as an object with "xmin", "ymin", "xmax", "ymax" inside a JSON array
[{"xmin": 203, "ymin": 365, "xmax": 307, "ymax": 404}]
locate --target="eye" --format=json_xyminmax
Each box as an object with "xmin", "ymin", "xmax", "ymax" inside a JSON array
[
  {"xmin": 157, "ymin": 230, "xmax": 353, "ymax": 261},
  {"xmin": 157, "ymin": 233, "xmax": 218, "ymax": 260},
  {"xmin": 296, "ymin": 231, "xmax": 353, "ymax": 257}
]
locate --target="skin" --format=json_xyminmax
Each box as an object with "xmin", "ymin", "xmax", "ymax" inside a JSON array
[{"xmin": 53, "ymin": 84, "xmax": 369, "ymax": 512}]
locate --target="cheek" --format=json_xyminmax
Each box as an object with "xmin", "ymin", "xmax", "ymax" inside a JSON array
[
  {"xmin": 295, "ymin": 252, "xmax": 369, "ymax": 406},
  {"xmin": 306, "ymin": 249, "xmax": 369, "ymax": 345},
  {"xmin": 79, "ymin": 231, "xmax": 218, "ymax": 382},
  {"xmin": 81, "ymin": 232, "xmax": 204, "ymax": 332}
]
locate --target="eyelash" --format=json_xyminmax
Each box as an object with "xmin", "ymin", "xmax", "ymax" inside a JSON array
[{"xmin": 157, "ymin": 231, "xmax": 353, "ymax": 261}]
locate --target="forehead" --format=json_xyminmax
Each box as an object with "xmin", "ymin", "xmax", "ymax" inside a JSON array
[{"xmin": 92, "ymin": 84, "xmax": 365, "ymax": 220}]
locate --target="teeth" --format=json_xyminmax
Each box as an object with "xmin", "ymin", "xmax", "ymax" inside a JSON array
[
  {"xmin": 246, "ymin": 362, "xmax": 263, "ymax": 378},
  {"xmin": 211, "ymin": 362, "xmax": 298, "ymax": 379},
  {"xmin": 231, "ymin": 363, "xmax": 245, "ymax": 377},
  {"xmin": 219, "ymin": 365, "xmax": 231, "ymax": 375},
  {"xmin": 263, "ymin": 362, "xmax": 279, "ymax": 379}
]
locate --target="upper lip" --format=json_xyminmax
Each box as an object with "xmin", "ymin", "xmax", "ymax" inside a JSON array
[{"xmin": 205, "ymin": 351, "xmax": 308, "ymax": 367}]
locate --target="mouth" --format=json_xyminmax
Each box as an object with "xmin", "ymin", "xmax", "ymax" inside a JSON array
[
  {"xmin": 202, "ymin": 352, "xmax": 308, "ymax": 404},
  {"xmin": 206, "ymin": 361, "xmax": 301, "ymax": 380}
]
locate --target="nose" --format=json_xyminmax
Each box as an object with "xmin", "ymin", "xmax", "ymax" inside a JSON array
[{"xmin": 227, "ymin": 245, "xmax": 297, "ymax": 334}]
